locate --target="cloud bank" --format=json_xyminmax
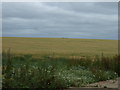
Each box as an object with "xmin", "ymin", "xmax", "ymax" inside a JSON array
[{"xmin": 2, "ymin": 2, "xmax": 118, "ymax": 39}]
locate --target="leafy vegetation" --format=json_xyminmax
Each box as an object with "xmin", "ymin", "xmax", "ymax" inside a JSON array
[{"xmin": 2, "ymin": 50, "xmax": 119, "ymax": 88}]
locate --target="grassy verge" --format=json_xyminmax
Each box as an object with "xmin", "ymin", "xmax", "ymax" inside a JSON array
[{"xmin": 2, "ymin": 50, "xmax": 119, "ymax": 88}]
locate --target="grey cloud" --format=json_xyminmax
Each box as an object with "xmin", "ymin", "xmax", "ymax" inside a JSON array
[
  {"xmin": 44, "ymin": 2, "xmax": 117, "ymax": 15},
  {"xmin": 2, "ymin": 2, "xmax": 118, "ymax": 39}
]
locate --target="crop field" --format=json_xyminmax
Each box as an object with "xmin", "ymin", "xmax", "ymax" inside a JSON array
[
  {"xmin": 2, "ymin": 37, "xmax": 119, "ymax": 88},
  {"xmin": 2, "ymin": 37, "xmax": 118, "ymax": 57}
]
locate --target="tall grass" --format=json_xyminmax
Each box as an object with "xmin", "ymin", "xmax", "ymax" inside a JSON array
[
  {"xmin": 68, "ymin": 54, "xmax": 120, "ymax": 76},
  {"xmin": 2, "ymin": 50, "xmax": 119, "ymax": 88}
]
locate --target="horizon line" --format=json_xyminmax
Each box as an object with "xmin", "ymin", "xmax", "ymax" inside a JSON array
[{"xmin": 1, "ymin": 36, "xmax": 118, "ymax": 40}]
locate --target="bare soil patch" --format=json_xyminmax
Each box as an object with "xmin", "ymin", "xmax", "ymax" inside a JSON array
[{"xmin": 86, "ymin": 78, "xmax": 119, "ymax": 88}]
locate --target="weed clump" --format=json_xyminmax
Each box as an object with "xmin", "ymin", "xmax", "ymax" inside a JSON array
[{"xmin": 2, "ymin": 50, "xmax": 119, "ymax": 88}]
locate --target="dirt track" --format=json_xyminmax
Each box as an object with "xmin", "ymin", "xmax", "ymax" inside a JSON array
[{"xmin": 86, "ymin": 78, "xmax": 119, "ymax": 88}]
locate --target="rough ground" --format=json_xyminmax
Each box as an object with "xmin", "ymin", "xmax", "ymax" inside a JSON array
[
  {"xmin": 86, "ymin": 78, "xmax": 119, "ymax": 88},
  {"xmin": 65, "ymin": 78, "xmax": 119, "ymax": 90}
]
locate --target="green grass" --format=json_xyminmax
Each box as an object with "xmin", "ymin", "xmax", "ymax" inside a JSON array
[
  {"xmin": 2, "ymin": 50, "xmax": 119, "ymax": 88},
  {"xmin": 2, "ymin": 37, "xmax": 118, "ymax": 57}
]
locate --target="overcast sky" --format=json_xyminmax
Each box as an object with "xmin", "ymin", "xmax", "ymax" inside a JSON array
[{"xmin": 2, "ymin": 2, "xmax": 118, "ymax": 39}]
